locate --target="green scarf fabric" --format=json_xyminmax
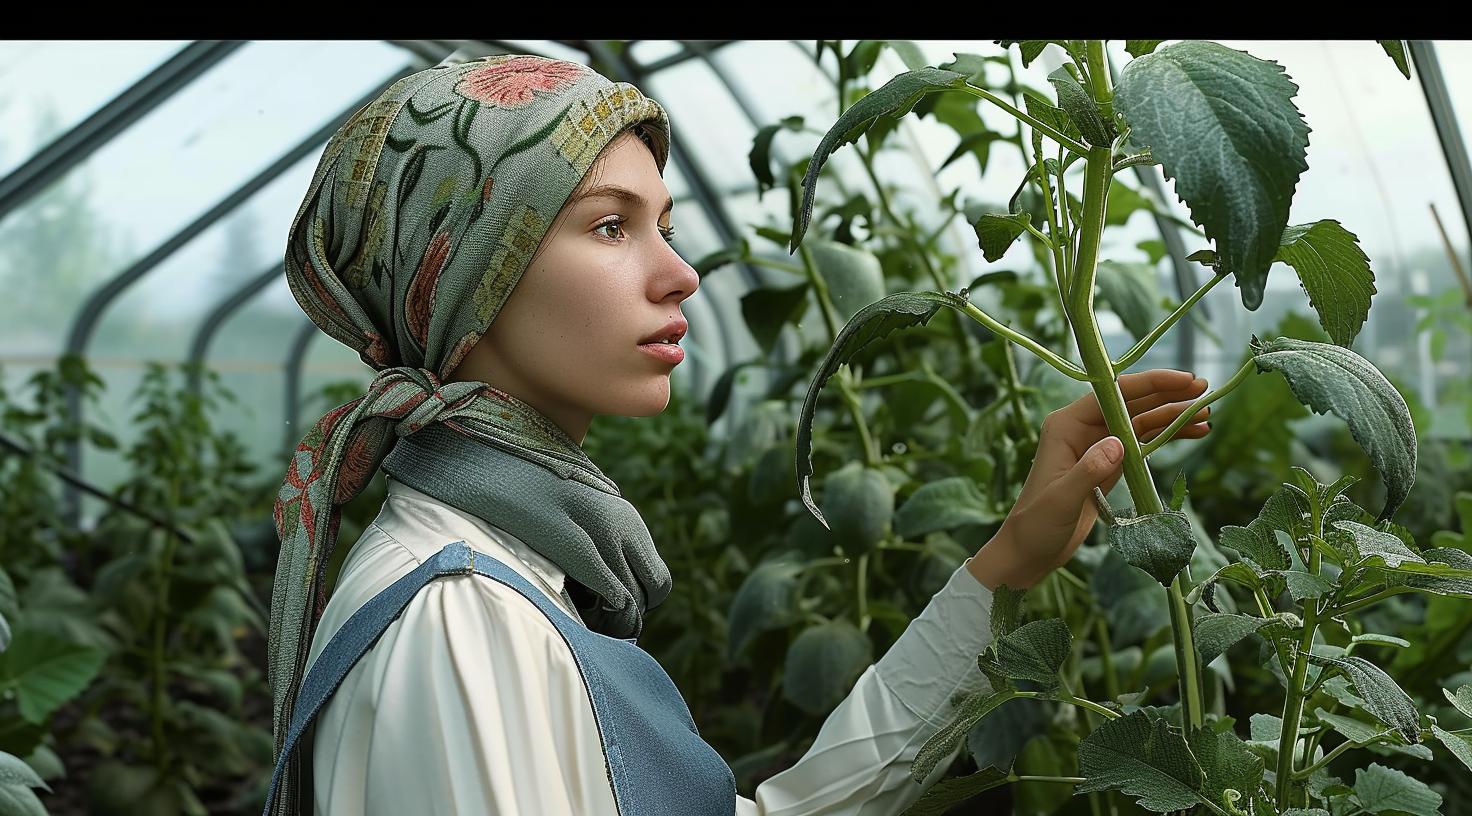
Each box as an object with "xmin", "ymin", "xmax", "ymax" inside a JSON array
[{"xmin": 267, "ymin": 54, "xmax": 675, "ymax": 811}]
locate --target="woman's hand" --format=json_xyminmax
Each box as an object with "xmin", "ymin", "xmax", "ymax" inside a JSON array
[{"xmin": 967, "ymin": 368, "xmax": 1212, "ymax": 591}]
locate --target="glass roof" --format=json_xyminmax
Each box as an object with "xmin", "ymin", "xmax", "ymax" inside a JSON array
[{"xmin": 3, "ymin": 39, "xmax": 1470, "ymax": 517}]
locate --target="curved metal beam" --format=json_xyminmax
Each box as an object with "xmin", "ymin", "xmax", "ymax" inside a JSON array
[
  {"xmin": 0, "ymin": 41, "xmax": 246, "ymax": 224},
  {"xmin": 185, "ymin": 261, "xmax": 283, "ymax": 393},
  {"xmin": 1411, "ymin": 41, "xmax": 1472, "ymax": 269},
  {"xmin": 283, "ymin": 319, "xmax": 321, "ymax": 458}
]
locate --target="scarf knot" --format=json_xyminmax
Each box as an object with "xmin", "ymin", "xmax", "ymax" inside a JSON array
[{"xmin": 366, "ymin": 367, "xmax": 488, "ymax": 439}]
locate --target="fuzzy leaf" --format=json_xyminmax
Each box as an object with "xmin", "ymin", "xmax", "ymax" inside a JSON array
[
  {"xmin": 1250, "ymin": 335, "xmax": 1417, "ymax": 520},
  {"xmin": 1431, "ymin": 724, "xmax": 1472, "ymax": 772},
  {"xmin": 1275, "ymin": 220, "xmax": 1378, "ymax": 346},
  {"xmin": 980, "ymin": 618, "xmax": 1072, "ymax": 691},
  {"xmin": 1048, "ymin": 66, "xmax": 1113, "ymax": 148},
  {"xmin": 1076, "ymin": 710, "xmax": 1210, "ymax": 812},
  {"xmin": 1115, "ymin": 41, "xmax": 1310, "ymax": 310},
  {"xmin": 1108, "ymin": 510, "xmax": 1196, "ymax": 586},
  {"xmin": 793, "ymin": 68, "xmax": 966, "ymax": 250},
  {"xmin": 1304, "ymin": 654, "xmax": 1420, "ymax": 744},
  {"xmin": 910, "ymin": 689, "xmax": 1014, "ymax": 783},
  {"xmin": 1351, "ymin": 763, "xmax": 1441, "ymax": 815}
]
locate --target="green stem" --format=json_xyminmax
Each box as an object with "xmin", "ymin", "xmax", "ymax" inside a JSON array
[
  {"xmin": 954, "ymin": 300, "xmax": 1090, "ymax": 381},
  {"xmin": 954, "ymin": 84, "xmax": 1091, "ymax": 156},
  {"xmin": 1012, "ymin": 775, "xmax": 1088, "ymax": 785},
  {"xmin": 1113, "ymin": 271, "xmax": 1230, "ymax": 372},
  {"xmin": 1013, "ymin": 690, "xmax": 1120, "ymax": 720},
  {"xmin": 1138, "ymin": 359, "xmax": 1254, "ymax": 457},
  {"xmin": 1096, "ymin": 617, "xmax": 1121, "ymax": 703},
  {"xmin": 798, "ymin": 242, "xmax": 880, "ymax": 467},
  {"xmin": 856, "ymin": 551, "xmax": 870, "ymax": 633},
  {"xmin": 1065, "ymin": 42, "xmax": 1204, "ymax": 732},
  {"xmin": 1000, "ymin": 339, "xmax": 1038, "ymax": 447},
  {"xmin": 1327, "ymin": 585, "xmax": 1420, "ymax": 618},
  {"xmin": 1276, "ymin": 546, "xmax": 1323, "ymax": 808},
  {"xmin": 151, "ymin": 481, "xmax": 180, "ymax": 771}
]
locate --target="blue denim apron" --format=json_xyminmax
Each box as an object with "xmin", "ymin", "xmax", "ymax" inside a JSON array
[{"xmin": 262, "ymin": 539, "xmax": 737, "ymax": 815}]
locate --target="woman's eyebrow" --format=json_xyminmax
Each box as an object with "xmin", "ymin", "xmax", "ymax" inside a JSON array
[{"xmin": 574, "ymin": 184, "xmax": 674, "ymax": 215}]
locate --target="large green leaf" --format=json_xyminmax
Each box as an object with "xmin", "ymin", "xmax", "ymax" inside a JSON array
[
  {"xmin": 795, "ymin": 291, "xmax": 963, "ymax": 530},
  {"xmin": 792, "ymin": 68, "xmax": 967, "ymax": 251},
  {"xmin": 978, "ymin": 618, "xmax": 1072, "ymax": 691},
  {"xmin": 894, "ymin": 477, "xmax": 1002, "ymax": 538},
  {"xmin": 1249, "ymin": 336, "xmax": 1417, "ymax": 520},
  {"xmin": 820, "ymin": 462, "xmax": 895, "ymax": 552},
  {"xmin": 1217, "ymin": 490, "xmax": 1296, "ymax": 572},
  {"xmin": 1432, "ymin": 724, "xmax": 1472, "ymax": 772},
  {"xmin": 1115, "ymin": 41, "xmax": 1310, "ymax": 310},
  {"xmin": 0, "ymin": 751, "xmax": 47, "ymax": 816},
  {"xmin": 782, "ymin": 619, "xmax": 873, "ymax": 716},
  {"xmin": 1351, "ymin": 763, "xmax": 1441, "ymax": 816},
  {"xmin": 1107, "ymin": 509, "xmax": 1197, "ymax": 586},
  {"xmin": 1076, "ymin": 710, "xmax": 1211, "ymax": 812},
  {"xmin": 1303, "ymin": 653, "xmax": 1420, "ymax": 744},
  {"xmin": 0, "ymin": 626, "xmax": 105, "ymax": 724},
  {"xmin": 1275, "ymin": 220, "xmax": 1377, "ymax": 346}
]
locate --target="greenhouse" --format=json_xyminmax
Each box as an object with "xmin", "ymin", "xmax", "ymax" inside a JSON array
[{"xmin": 1, "ymin": 38, "xmax": 1471, "ymax": 815}]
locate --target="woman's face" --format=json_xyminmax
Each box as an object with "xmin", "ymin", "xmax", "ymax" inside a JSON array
[{"xmin": 449, "ymin": 129, "xmax": 699, "ymax": 446}]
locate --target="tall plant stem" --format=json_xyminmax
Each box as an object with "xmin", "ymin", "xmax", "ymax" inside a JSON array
[
  {"xmin": 799, "ymin": 243, "xmax": 880, "ymax": 467},
  {"xmin": 1066, "ymin": 42, "xmax": 1204, "ymax": 732},
  {"xmin": 1277, "ymin": 547, "xmax": 1323, "ymax": 808}
]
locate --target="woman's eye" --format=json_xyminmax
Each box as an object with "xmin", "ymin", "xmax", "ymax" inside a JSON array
[{"xmin": 596, "ymin": 219, "xmax": 626, "ymax": 241}]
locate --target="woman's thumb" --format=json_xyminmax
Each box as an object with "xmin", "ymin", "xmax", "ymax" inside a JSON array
[{"xmin": 1052, "ymin": 436, "xmax": 1124, "ymax": 513}]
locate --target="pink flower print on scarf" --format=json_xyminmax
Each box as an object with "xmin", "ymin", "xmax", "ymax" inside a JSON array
[
  {"xmin": 454, "ymin": 56, "xmax": 588, "ymax": 109},
  {"xmin": 406, "ymin": 230, "xmax": 452, "ymax": 350}
]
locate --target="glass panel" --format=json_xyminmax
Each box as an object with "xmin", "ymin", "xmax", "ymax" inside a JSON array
[
  {"xmin": 640, "ymin": 55, "xmax": 758, "ymax": 192},
  {"xmin": 0, "ymin": 40, "xmax": 407, "ymax": 363},
  {"xmin": 630, "ymin": 40, "xmax": 684, "ymax": 68},
  {"xmin": 0, "ymin": 40, "xmax": 185, "ymax": 177}
]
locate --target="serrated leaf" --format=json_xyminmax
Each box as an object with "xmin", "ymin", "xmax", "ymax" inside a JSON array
[
  {"xmin": 1331, "ymin": 520, "xmax": 1424, "ymax": 568},
  {"xmin": 1115, "ymin": 41, "xmax": 1311, "ymax": 310},
  {"xmin": 796, "ymin": 291, "xmax": 964, "ymax": 530},
  {"xmin": 972, "ymin": 212, "xmax": 1032, "ymax": 262},
  {"xmin": 1275, "ymin": 220, "xmax": 1378, "ymax": 346},
  {"xmin": 1304, "ymin": 654, "xmax": 1420, "ymax": 744},
  {"xmin": 1108, "ymin": 510, "xmax": 1197, "ymax": 586},
  {"xmin": 1048, "ymin": 66, "xmax": 1113, "ymax": 148},
  {"xmin": 793, "ymin": 68, "xmax": 966, "ymax": 250},
  {"xmin": 1076, "ymin": 710, "xmax": 1211, "ymax": 812},
  {"xmin": 1250, "ymin": 336, "xmax": 1417, "ymax": 520},
  {"xmin": 0, "ymin": 627, "xmax": 106, "ymax": 724},
  {"xmin": 980, "ymin": 618, "xmax": 1072, "ymax": 691},
  {"xmin": 894, "ymin": 477, "xmax": 1003, "ymax": 538},
  {"xmin": 999, "ymin": 40, "xmax": 1056, "ymax": 68},
  {"xmin": 1195, "ymin": 613, "xmax": 1272, "ymax": 666},
  {"xmin": 1282, "ymin": 570, "xmax": 1333, "ymax": 601},
  {"xmin": 1219, "ymin": 518, "xmax": 1292, "ymax": 573},
  {"xmin": 1378, "ymin": 41, "xmax": 1412, "ymax": 80},
  {"xmin": 1315, "ymin": 708, "xmax": 1395, "ymax": 745},
  {"xmin": 1351, "ymin": 763, "xmax": 1441, "ymax": 815}
]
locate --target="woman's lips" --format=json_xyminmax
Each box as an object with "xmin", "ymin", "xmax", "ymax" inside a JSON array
[{"xmin": 637, "ymin": 341, "xmax": 684, "ymax": 364}]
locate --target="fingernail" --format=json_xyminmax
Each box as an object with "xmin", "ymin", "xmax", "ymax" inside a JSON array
[{"xmin": 1104, "ymin": 437, "xmax": 1123, "ymax": 463}]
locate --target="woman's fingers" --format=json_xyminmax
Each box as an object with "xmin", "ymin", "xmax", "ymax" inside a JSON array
[
  {"xmin": 1066, "ymin": 369, "xmax": 1204, "ymax": 426},
  {"xmin": 1136, "ymin": 401, "xmax": 1212, "ymax": 443}
]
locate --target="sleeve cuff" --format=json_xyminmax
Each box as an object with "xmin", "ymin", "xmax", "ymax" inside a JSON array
[{"xmin": 873, "ymin": 556, "xmax": 996, "ymax": 727}]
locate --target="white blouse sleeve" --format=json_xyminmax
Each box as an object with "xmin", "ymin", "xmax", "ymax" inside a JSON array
[{"xmin": 312, "ymin": 557, "xmax": 995, "ymax": 816}]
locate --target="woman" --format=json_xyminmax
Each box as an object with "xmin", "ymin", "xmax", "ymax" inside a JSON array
[{"xmin": 262, "ymin": 53, "xmax": 1211, "ymax": 815}]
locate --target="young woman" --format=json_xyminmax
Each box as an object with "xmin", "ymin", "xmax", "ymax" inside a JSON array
[{"xmin": 262, "ymin": 53, "xmax": 1211, "ymax": 816}]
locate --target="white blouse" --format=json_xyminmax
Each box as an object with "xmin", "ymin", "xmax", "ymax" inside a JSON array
[{"xmin": 305, "ymin": 475, "xmax": 997, "ymax": 815}]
